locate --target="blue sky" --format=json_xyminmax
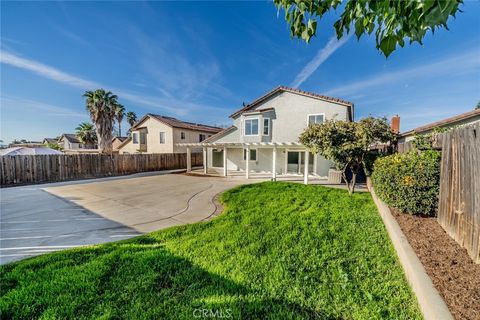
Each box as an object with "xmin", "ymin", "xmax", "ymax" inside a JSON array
[{"xmin": 1, "ymin": 1, "xmax": 479, "ymax": 143}]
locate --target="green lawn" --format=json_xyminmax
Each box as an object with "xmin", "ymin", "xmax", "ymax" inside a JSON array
[{"xmin": 0, "ymin": 182, "xmax": 421, "ymax": 319}]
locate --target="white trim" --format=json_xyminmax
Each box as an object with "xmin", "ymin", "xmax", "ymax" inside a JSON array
[
  {"xmin": 263, "ymin": 117, "xmax": 270, "ymax": 136},
  {"xmin": 307, "ymin": 113, "xmax": 325, "ymax": 125},
  {"xmin": 244, "ymin": 117, "xmax": 260, "ymax": 136}
]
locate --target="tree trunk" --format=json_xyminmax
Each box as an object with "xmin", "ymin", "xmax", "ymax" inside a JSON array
[
  {"xmin": 95, "ymin": 116, "xmax": 113, "ymax": 154},
  {"xmin": 348, "ymin": 172, "xmax": 357, "ymax": 194},
  {"xmin": 118, "ymin": 122, "xmax": 122, "ymax": 137}
]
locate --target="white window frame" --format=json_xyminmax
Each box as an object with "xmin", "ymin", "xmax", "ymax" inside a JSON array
[
  {"xmin": 243, "ymin": 148, "xmax": 257, "ymax": 161},
  {"xmin": 159, "ymin": 132, "xmax": 165, "ymax": 144},
  {"xmin": 132, "ymin": 132, "xmax": 138, "ymax": 144},
  {"xmin": 244, "ymin": 118, "xmax": 259, "ymax": 136},
  {"xmin": 180, "ymin": 132, "xmax": 186, "ymax": 140},
  {"xmin": 307, "ymin": 113, "xmax": 325, "ymax": 125},
  {"xmin": 199, "ymin": 134, "xmax": 206, "ymax": 142},
  {"xmin": 263, "ymin": 118, "xmax": 270, "ymax": 136}
]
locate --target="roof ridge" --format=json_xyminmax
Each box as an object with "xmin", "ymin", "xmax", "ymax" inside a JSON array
[{"xmin": 229, "ymin": 86, "xmax": 353, "ymax": 118}]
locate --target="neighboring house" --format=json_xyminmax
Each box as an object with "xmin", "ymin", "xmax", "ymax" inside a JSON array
[
  {"xmin": 178, "ymin": 86, "xmax": 354, "ymax": 183},
  {"xmin": 117, "ymin": 114, "xmax": 222, "ymax": 154},
  {"xmin": 57, "ymin": 133, "xmax": 97, "ymax": 151},
  {"xmin": 112, "ymin": 136, "xmax": 128, "ymax": 152},
  {"xmin": 58, "ymin": 134, "xmax": 83, "ymax": 150},
  {"xmin": 42, "ymin": 138, "xmax": 58, "ymax": 145},
  {"xmin": 398, "ymin": 108, "xmax": 480, "ymax": 143}
]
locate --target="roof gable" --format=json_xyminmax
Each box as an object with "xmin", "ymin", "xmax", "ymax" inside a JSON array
[{"xmin": 229, "ymin": 86, "xmax": 354, "ymax": 120}]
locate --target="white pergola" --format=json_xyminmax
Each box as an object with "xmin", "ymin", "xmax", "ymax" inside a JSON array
[{"xmin": 177, "ymin": 142, "xmax": 312, "ymax": 184}]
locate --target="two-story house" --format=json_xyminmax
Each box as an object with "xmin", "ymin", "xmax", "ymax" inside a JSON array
[
  {"xmin": 117, "ymin": 114, "xmax": 223, "ymax": 154},
  {"xmin": 178, "ymin": 86, "xmax": 354, "ymax": 184}
]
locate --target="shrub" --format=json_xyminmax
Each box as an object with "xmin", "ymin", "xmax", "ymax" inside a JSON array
[{"xmin": 372, "ymin": 150, "xmax": 441, "ymax": 216}]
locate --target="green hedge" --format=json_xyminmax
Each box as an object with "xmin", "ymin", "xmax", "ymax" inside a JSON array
[{"xmin": 371, "ymin": 150, "xmax": 441, "ymax": 216}]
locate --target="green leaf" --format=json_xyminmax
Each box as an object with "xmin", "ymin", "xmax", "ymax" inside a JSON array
[{"xmin": 379, "ymin": 35, "xmax": 397, "ymax": 57}]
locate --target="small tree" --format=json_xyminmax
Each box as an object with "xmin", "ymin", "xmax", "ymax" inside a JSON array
[{"xmin": 300, "ymin": 116, "xmax": 394, "ymax": 194}]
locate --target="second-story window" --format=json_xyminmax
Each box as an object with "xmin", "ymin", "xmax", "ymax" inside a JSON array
[
  {"xmin": 199, "ymin": 134, "xmax": 206, "ymax": 142},
  {"xmin": 181, "ymin": 132, "xmax": 186, "ymax": 140},
  {"xmin": 244, "ymin": 119, "xmax": 259, "ymax": 136},
  {"xmin": 263, "ymin": 118, "xmax": 270, "ymax": 136},
  {"xmin": 159, "ymin": 132, "xmax": 165, "ymax": 144},
  {"xmin": 308, "ymin": 114, "xmax": 324, "ymax": 125},
  {"xmin": 132, "ymin": 133, "xmax": 138, "ymax": 144}
]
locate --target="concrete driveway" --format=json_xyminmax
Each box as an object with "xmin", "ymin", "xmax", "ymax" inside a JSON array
[{"xmin": 0, "ymin": 172, "xmax": 252, "ymax": 264}]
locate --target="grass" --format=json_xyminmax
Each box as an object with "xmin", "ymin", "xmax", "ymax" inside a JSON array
[{"xmin": 0, "ymin": 182, "xmax": 421, "ymax": 319}]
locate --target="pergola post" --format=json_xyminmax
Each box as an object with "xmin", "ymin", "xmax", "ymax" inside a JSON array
[
  {"xmin": 203, "ymin": 147, "xmax": 208, "ymax": 174},
  {"xmin": 245, "ymin": 147, "xmax": 250, "ymax": 179},
  {"xmin": 304, "ymin": 150, "xmax": 309, "ymax": 185},
  {"xmin": 223, "ymin": 146, "xmax": 228, "ymax": 177},
  {"xmin": 272, "ymin": 146, "xmax": 277, "ymax": 181},
  {"xmin": 186, "ymin": 147, "xmax": 192, "ymax": 172}
]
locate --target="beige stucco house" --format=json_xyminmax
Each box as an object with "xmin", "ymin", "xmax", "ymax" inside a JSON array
[
  {"xmin": 397, "ymin": 108, "xmax": 480, "ymax": 143},
  {"xmin": 117, "ymin": 114, "xmax": 222, "ymax": 154},
  {"xmin": 178, "ymin": 86, "xmax": 354, "ymax": 184}
]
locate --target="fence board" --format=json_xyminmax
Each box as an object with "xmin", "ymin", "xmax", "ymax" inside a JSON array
[
  {"xmin": 438, "ymin": 123, "xmax": 480, "ymax": 263},
  {"xmin": 0, "ymin": 153, "xmax": 203, "ymax": 187}
]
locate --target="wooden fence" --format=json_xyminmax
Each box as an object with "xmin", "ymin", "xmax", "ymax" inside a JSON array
[
  {"xmin": 0, "ymin": 153, "xmax": 203, "ymax": 187},
  {"xmin": 437, "ymin": 123, "xmax": 480, "ymax": 263}
]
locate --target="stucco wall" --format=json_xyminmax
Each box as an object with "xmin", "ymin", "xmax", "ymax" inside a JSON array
[
  {"xmin": 173, "ymin": 128, "xmax": 215, "ymax": 153},
  {"xmin": 119, "ymin": 117, "xmax": 218, "ymax": 154},
  {"xmin": 217, "ymin": 91, "xmax": 349, "ymax": 143}
]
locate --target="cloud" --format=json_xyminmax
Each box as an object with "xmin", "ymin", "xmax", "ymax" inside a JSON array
[
  {"xmin": 291, "ymin": 33, "xmax": 353, "ymax": 88},
  {"xmin": 0, "ymin": 50, "xmax": 227, "ymax": 117},
  {"xmin": 324, "ymin": 49, "xmax": 480, "ymax": 96},
  {"xmin": 1, "ymin": 51, "xmax": 99, "ymax": 89}
]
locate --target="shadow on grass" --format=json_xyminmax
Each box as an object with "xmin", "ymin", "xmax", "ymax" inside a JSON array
[{"xmin": 0, "ymin": 235, "xmax": 327, "ymax": 320}]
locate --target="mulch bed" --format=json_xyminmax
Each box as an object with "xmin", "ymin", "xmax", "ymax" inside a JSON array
[{"xmin": 391, "ymin": 209, "xmax": 480, "ymax": 320}]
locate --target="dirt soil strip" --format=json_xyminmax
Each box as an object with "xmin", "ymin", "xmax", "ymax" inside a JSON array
[{"xmin": 392, "ymin": 210, "xmax": 480, "ymax": 320}]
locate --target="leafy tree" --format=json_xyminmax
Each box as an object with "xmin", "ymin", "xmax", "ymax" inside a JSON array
[
  {"xmin": 274, "ymin": 0, "xmax": 463, "ymax": 57},
  {"xmin": 113, "ymin": 103, "xmax": 126, "ymax": 136},
  {"xmin": 83, "ymin": 89, "xmax": 119, "ymax": 154},
  {"xmin": 126, "ymin": 111, "xmax": 138, "ymax": 130},
  {"xmin": 476, "ymin": 101, "xmax": 480, "ymax": 110},
  {"xmin": 300, "ymin": 116, "xmax": 394, "ymax": 194},
  {"xmin": 75, "ymin": 122, "xmax": 97, "ymax": 148}
]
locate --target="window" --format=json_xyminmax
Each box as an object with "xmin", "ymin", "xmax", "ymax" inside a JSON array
[
  {"xmin": 243, "ymin": 149, "xmax": 257, "ymax": 161},
  {"xmin": 159, "ymin": 132, "xmax": 165, "ymax": 144},
  {"xmin": 308, "ymin": 114, "xmax": 324, "ymax": 125},
  {"xmin": 140, "ymin": 132, "xmax": 146, "ymax": 144},
  {"xmin": 181, "ymin": 132, "xmax": 186, "ymax": 140},
  {"xmin": 199, "ymin": 134, "xmax": 206, "ymax": 142},
  {"xmin": 263, "ymin": 118, "xmax": 270, "ymax": 136},
  {"xmin": 244, "ymin": 119, "xmax": 259, "ymax": 135},
  {"xmin": 132, "ymin": 133, "xmax": 138, "ymax": 144}
]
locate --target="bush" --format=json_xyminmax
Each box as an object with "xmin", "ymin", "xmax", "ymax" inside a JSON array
[{"xmin": 372, "ymin": 150, "xmax": 441, "ymax": 216}]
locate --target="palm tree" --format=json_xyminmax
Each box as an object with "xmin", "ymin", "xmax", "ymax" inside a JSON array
[
  {"xmin": 113, "ymin": 103, "xmax": 125, "ymax": 136},
  {"xmin": 126, "ymin": 111, "xmax": 137, "ymax": 128},
  {"xmin": 75, "ymin": 122, "xmax": 97, "ymax": 148},
  {"xmin": 83, "ymin": 89, "xmax": 118, "ymax": 154}
]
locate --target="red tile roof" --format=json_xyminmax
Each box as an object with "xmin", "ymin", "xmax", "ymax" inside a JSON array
[
  {"xmin": 229, "ymin": 86, "xmax": 354, "ymax": 119},
  {"xmin": 133, "ymin": 114, "xmax": 223, "ymax": 134}
]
